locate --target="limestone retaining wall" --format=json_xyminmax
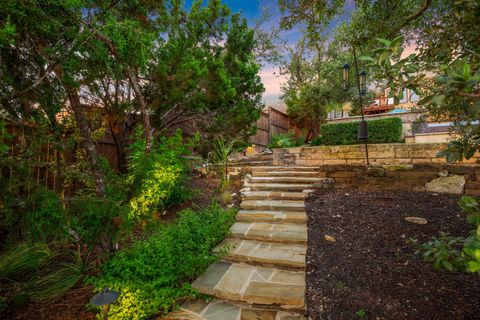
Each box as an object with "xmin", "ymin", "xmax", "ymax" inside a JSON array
[
  {"xmin": 315, "ymin": 163, "xmax": 480, "ymax": 196},
  {"xmin": 271, "ymin": 143, "xmax": 480, "ymax": 166}
]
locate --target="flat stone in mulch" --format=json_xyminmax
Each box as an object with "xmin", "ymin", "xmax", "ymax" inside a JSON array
[{"xmin": 305, "ymin": 189, "xmax": 480, "ymax": 320}]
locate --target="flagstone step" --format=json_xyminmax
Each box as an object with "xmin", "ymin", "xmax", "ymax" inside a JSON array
[
  {"xmin": 252, "ymin": 170, "xmax": 320, "ymax": 178},
  {"xmin": 230, "ymin": 222, "xmax": 307, "ymax": 244},
  {"xmin": 242, "ymin": 191, "xmax": 311, "ymax": 201},
  {"xmin": 192, "ymin": 261, "xmax": 306, "ymax": 311},
  {"xmin": 252, "ymin": 166, "xmax": 318, "ymax": 172},
  {"xmin": 250, "ymin": 176, "xmax": 323, "ymax": 184},
  {"xmin": 237, "ymin": 210, "xmax": 306, "ymax": 224},
  {"xmin": 168, "ymin": 299, "xmax": 306, "ymax": 319},
  {"xmin": 214, "ymin": 238, "xmax": 306, "ymax": 269},
  {"xmin": 240, "ymin": 200, "xmax": 305, "ymax": 212},
  {"xmin": 249, "ymin": 183, "xmax": 312, "ymax": 192}
]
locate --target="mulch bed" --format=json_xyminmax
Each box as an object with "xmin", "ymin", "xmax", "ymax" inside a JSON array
[{"xmin": 305, "ymin": 189, "xmax": 480, "ymax": 320}]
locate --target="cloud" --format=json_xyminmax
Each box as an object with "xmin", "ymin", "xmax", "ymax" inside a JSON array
[{"xmin": 259, "ymin": 65, "xmax": 286, "ymax": 103}]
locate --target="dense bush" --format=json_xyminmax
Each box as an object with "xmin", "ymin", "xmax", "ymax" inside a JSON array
[
  {"xmin": 268, "ymin": 132, "xmax": 305, "ymax": 148},
  {"xmin": 312, "ymin": 117, "xmax": 403, "ymax": 146},
  {"xmin": 127, "ymin": 129, "xmax": 193, "ymax": 221},
  {"xmin": 87, "ymin": 204, "xmax": 236, "ymax": 319},
  {"xmin": 24, "ymin": 188, "xmax": 69, "ymax": 243}
]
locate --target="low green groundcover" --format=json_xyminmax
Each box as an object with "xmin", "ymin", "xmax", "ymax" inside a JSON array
[
  {"xmin": 86, "ymin": 204, "xmax": 236, "ymax": 319},
  {"xmin": 312, "ymin": 117, "xmax": 403, "ymax": 146}
]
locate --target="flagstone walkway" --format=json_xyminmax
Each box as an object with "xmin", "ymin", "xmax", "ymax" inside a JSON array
[{"xmin": 169, "ymin": 166, "xmax": 324, "ymax": 320}]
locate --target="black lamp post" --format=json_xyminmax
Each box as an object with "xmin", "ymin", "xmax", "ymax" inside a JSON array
[{"xmin": 342, "ymin": 47, "xmax": 370, "ymax": 165}]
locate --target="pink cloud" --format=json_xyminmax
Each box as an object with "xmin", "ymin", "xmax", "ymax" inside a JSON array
[{"xmin": 260, "ymin": 66, "xmax": 286, "ymax": 102}]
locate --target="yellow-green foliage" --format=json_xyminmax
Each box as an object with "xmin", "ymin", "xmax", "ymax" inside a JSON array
[
  {"xmin": 86, "ymin": 204, "xmax": 236, "ymax": 319},
  {"xmin": 128, "ymin": 164, "xmax": 183, "ymax": 219},
  {"xmin": 126, "ymin": 129, "xmax": 191, "ymax": 221}
]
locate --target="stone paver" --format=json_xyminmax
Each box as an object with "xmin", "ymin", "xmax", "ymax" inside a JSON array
[
  {"xmin": 214, "ymin": 238, "xmax": 306, "ymax": 268},
  {"xmin": 192, "ymin": 261, "xmax": 305, "ymax": 310},
  {"xmin": 240, "ymin": 200, "xmax": 305, "ymax": 211},
  {"xmin": 250, "ymin": 183, "xmax": 313, "ymax": 192},
  {"xmin": 168, "ymin": 300, "xmax": 307, "ymax": 320},
  {"xmin": 253, "ymin": 170, "xmax": 319, "ymax": 177},
  {"xmin": 251, "ymin": 176, "xmax": 323, "ymax": 184},
  {"xmin": 242, "ymin": 191, "xmax": 308, "ymax": 201},
  {"xmin": 230, "ymin": 222, "xmax": 307, "ymax": 243},
  {"xmin": 236, "ymin": 210, "xmax": 306, "ymax": 224}
]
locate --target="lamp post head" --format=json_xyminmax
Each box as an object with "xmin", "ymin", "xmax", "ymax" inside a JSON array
[
  {"xmin": 358, "ymin": 119, "xmax": 369, "ymax": 140},
  {"xmin": 342, "ymin": 63, "xmax": 350, "ymax": 91},
  {"xmin": 359, "ymin": 70, "xmax": 367, "ymax": 95}
]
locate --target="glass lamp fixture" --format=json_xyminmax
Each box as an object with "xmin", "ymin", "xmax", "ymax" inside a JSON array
[
  {"xmin": 358, "ymin": 119, "xmax": 368, "ymax": 140},
  {"xmin": 342, "ymin": 63, "xmax": 350, "ymax": 91},
  {"xmin": 359, "ymin": 70, "xmax": 367, "ymax": 95}
]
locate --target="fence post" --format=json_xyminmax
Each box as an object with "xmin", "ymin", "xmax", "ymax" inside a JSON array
[{"xmin": 267, "ymin": 106, "xmax": 272, "ymax": 143}]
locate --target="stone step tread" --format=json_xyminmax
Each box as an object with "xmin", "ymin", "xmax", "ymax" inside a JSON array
[
  {"xmin": 215, "ymin": 238, "xmax": 306, "ymax": 268},
  {"xmin": 242, "ymin": 191, "xmax": 311, "ymax": 201},
  {"xmin": 250, "ymin": 177, "xmax": 323, "ymax": 184},
  {"xmin": 230, "ymin": 222, "xmax": 307, "ymax": 243},
  {"xmin": 192, "ymin": 261, "xmax": 305, "ymax": 310},
  {"xmin": 167, "ymin": 299, "xmax": 306, "ymax": 319},
  {"xmin": 250, "ymin": 183, "xmax": 313, "ymax": 191},
  {"xmin": 237, "ymin": 210, "xmax": 306, "ymax": 224},
  {"xmin": 252, "ymin": 166, "xmax": 319, "ymax": 172},
  {"xmin": 240, "ymin": 200, "xmax": 305, "ymax": 212},
  {"xmin": 252, "ymin": 171, "xmax": 320, "ymax": 177}
]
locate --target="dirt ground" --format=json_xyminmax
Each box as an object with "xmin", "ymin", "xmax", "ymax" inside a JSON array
[
  {"xmin": 305, "ymin": 189, "xmax": 480, "ymax": 320},
  {"xmin": 4, "ymin": 173, "xmax": 236, "ymax": 320}
]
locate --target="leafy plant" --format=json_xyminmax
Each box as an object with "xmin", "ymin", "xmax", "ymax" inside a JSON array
[
  {"xmin": 268, "ymin": 131, "xmax": 305, "ymax": 149},
  {"xmin": 415, "ymin": 196, "xmax": 480, "ymax": 274},
  {"xmin": 25, "ymin": 187, "xmax": 68, "ymax": 243},
  {"xmin": 421, "ymin": 232, "xmax": 465, "ymax": 272},
  {"xmin": 87, "ymin": 204, "xmax": 236, "ymax": 319},
  {"xmin": 209, "ymin": 137, "xmax": 247, "ymax": 188},
  {"xmin": 127, "ymin": 128, "xmax": 191, "ymax": 221},
  {"xmin": 316, "ymin": 117, "xmax": 403, "ymax": 146},
  {"xmin": 355, "ymin": 309, "xmax": 366, "ymax": 318},
  {"xmin": 68, "ymin": 194, "xmax": 127, "ymax": 251}
]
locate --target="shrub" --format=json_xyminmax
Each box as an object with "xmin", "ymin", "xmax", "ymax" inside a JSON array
[
  {"xmin": 268, "ymin": 132, "xmax": 305, "ymax": 148},
  {"xmin": 87, "ymin": 204, "xmax": 236, "ymax": 319},
  {"xmin": 315, "ymin": 117, "xmax": 403, "ymax": 145},
  {"xmin": 25, "ymin": 188, "xmax": 69, "ymax": 243},
  {"xmin": 127, "ymin": 129, "xmax": 192, "ymax": 221},
  {"xmin": 68, "ymin": 194, "xmax": 128, "ymax": 251}
]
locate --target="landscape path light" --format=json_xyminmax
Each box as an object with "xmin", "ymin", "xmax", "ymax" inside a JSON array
[{"xmin": 91, "ymin": 287, "xmax": 119, "ymax": 320}]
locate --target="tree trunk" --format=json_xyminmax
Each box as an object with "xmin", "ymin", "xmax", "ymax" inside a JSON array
[
  {"xmin": 126, "ymin": 67, "xmax": 152, "ymax": 153},
  {"xmin": 66, "ymin": 89, "xmax": 107, "ymax": 197}
]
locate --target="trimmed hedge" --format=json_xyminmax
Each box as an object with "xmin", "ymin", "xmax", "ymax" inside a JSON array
[{"xmin": 314, "ymin": 117, "xmax": 403, "ymax": 146}]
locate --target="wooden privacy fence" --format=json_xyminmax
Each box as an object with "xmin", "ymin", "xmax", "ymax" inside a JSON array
[
  {"xmin": 1, "ymin": 121, "xmax": 119, "ymax": 193},
  {"xmin": 248, "ymin": 107, "xmax": 301, "ymax": 154}
]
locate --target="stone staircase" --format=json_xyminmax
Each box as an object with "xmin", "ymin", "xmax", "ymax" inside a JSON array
[{"xmin": 168, "ymin": 166, "xmax": 323, "ymax": 320}]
